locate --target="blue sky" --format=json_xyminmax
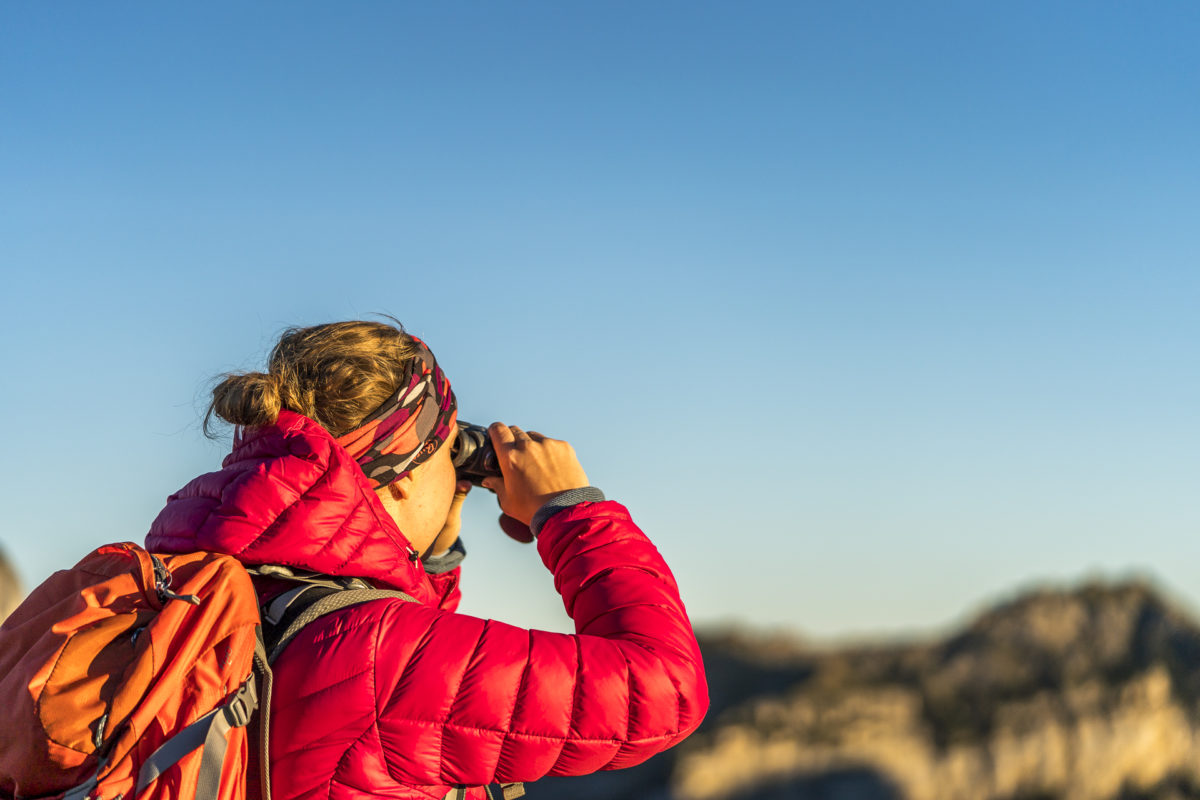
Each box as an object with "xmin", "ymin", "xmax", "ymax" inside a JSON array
[{"xmin": 2, "ymin": 2, "xmax": 1197, "ymax": 638}]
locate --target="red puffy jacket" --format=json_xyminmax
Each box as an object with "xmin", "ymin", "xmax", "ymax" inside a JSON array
[{"xmin": 145, "ymin": 410, "xmax": 709, "ymax": 800}]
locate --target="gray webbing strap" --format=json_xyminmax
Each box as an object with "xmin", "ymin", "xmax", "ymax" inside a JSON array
[
  {"xmin": 136, "ymin": 677, "xmax": 258, "ymax": 797},
  {"xmin": 263, "ymin": 585, "xmax": 310, "ymax": 626},
  {"xmin": 246, "ymin": 564, "xmax": 372, "ymax": 591},
  {"xmin": 60, "ymin": 764, "xmax": 102, "ymax": 800},
  {"xmin": 253, "ymin": 634, "xmax": 274, "ymax": 800},
  {"xmin": 266, "ymin": 588, "xmax": 417, "ymax": 663}
]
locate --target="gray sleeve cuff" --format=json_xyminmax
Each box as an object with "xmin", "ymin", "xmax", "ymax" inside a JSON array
[
  {"xmin": 530, "ymin": 486, "xmax": 606, "ymax": 537},
  {"xmin": 422, "ymin": 537, "xmax": 466, "ymax": 574}
]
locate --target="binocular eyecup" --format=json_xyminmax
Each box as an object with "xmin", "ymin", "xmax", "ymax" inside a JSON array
[{"xmin": 450, "ymin": 421, "xmax": 501, "ymax": 487}]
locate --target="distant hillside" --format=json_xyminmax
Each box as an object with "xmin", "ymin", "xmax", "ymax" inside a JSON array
[
  {"xmin": 0, "ymin": 548, "xmax": 21, "ymax": 624},
  {"xmin": 526, "ymin": 580, "xmax": 1200, "ymax": 800}
]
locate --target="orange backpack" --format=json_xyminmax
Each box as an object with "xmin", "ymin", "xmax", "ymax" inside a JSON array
[{"xmin": 0, "ymin": 543, "xmax": 416, "ymax": 800}]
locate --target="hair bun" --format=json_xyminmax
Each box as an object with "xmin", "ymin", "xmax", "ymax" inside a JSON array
[
  {"xmin": 207, "ymin": 371, "xmax": 283, "ymax": 431},
  {"xmin": 203, "ymin": 320, "xmax": 416, "ymax": 439}
]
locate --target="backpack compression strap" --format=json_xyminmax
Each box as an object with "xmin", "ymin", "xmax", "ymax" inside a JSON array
[{"xmin": 134, "ymin": 672, "xmax": 260, "ymax": 799}]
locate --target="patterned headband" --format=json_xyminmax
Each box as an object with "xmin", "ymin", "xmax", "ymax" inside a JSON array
[{"xmin": 335, "ymin": 337, "xmax": 458, "ymax": 489}]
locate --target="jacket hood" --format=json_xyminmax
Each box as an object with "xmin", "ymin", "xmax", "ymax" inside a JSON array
[{"xmin": 146, "ymin": 409, "xmax": 435, "ymax": 602}]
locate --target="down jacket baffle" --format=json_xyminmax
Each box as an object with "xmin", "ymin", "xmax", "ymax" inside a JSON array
[{"xmin": 145, "ymin": 409, "xmax": 709, "ymax": 800}]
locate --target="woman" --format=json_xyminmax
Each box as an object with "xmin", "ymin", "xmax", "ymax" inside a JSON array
[{"xmin": 145, "ymin": 321, "xmax": 708, "ymax": 800}]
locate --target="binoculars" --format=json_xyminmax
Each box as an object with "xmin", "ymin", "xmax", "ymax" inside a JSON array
[
  {"xmin": 450, "ymin": 421, "xmax": 502, "ymax": 486},
  {"xmin": 450, "ymin": 421, "xmax": 534, "ymax": 543}
]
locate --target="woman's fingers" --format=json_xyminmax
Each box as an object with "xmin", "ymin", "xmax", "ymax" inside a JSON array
[
  {"xmin": 429, "ymin": 481, "xmax": 472, "ymax": 556},
  {"xmin": 481, "ymin": 474, "xmax": 505, "ymax": 498},
  {"xmin": 442, "ymin": 483, "xmax": 469, "ymax": 524},
  {"xmin": 483, "ymin": 421, "xmax": 589, "ymax": 525},
  {"xmin": 449, "ymin": 480, "xmax": 471, "ymax": 506},
  {"xmin": 488, "ymin": 422, "xmax": 516, "ymax": 448}
]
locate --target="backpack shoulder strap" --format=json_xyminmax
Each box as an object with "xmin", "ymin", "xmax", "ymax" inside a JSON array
[
  {"xmin": 264, "ymin": 586, "xmax": 418, "ymax": 663},
  {"xmin": 245, "ymin": 564, "xmax": 418, "ymax": 662},
  {"xmin": 247, "ymin": 567, "xmax": 420, "ymax": 800},
  {"xmin": 247, "ymin": 569, "xmax": 526, "ymax": 800}
]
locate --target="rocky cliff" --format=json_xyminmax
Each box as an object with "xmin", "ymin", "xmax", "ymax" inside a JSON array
[{"xmin": 527, "ymin": 580, "xmax": 1200, "ymax": 800}]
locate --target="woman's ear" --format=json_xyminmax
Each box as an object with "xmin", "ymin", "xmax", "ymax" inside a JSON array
[{"xmin": 388, "ymin": 474, "xmax": 414, "ymax": 501}]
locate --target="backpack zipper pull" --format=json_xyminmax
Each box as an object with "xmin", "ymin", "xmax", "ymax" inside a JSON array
[{"xmin": 150, "ymin": 555, "xmax": 201, "ymax": 605}]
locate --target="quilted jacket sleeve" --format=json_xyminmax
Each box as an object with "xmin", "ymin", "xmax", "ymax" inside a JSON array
[{"xmin": 372, "ymin": 500, "xmax": 709, "ymax": 786}]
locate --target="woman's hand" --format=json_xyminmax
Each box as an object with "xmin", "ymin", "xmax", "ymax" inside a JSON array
[
  {"xmin": 428, "ymin": 480, "xmax": 471, "ymax": 556},
  {"xmin": 481, "ymin": 423, "xmax": 589, "ymax": 525}
]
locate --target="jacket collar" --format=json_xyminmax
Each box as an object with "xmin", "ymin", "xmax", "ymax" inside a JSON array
[{"xmin": 147, "ymin": 409, "xmax": 436, "ymax": 603}]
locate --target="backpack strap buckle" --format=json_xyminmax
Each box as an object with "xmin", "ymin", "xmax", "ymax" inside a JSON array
[{"xmin": 222, "ymin": 678, "xmax": 258, "ymax": 728}]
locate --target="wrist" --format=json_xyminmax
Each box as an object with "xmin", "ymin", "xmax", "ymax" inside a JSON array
[{"xmin": 530, "ymin": 486, "xmax": 606, "ymax": 537}]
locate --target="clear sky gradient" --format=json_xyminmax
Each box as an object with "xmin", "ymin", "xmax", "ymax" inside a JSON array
[{"xmin": 2, "ymin": 3, "xmax": 1197, "ymax": 638}]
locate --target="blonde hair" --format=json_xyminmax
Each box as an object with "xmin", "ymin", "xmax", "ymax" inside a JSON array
[{"xmin": 206, "ymin": 320, "xmax": 419, "ymax": 437}]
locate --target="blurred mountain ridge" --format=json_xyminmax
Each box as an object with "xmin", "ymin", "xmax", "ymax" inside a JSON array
[
  {"xmin": 0, "ymin": 547, "xmax": 21, "ymax": 624},
  {"xmin": 528, "ymin": 578, "xmax": 1200, "ymax": 800}
]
